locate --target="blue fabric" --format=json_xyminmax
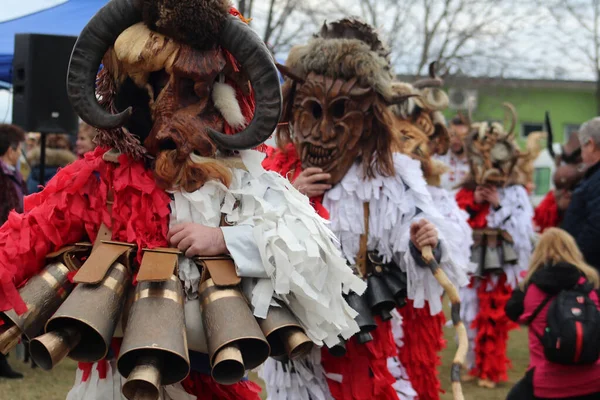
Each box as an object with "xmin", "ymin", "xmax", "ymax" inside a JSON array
[
  {"xmin": 561, "ymin": 161, "xmax": 600, "ymax": 272},
  {"xmin": 0, "ymin": 0, "xmax": 109, "ymax": 83},
  {"xmin": 26, "ymin": 165, "xmax": 59, "ymax": 193}
]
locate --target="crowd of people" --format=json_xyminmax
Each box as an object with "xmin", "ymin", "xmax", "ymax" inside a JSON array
[{"xmin": 0, "ymin": 1, "xmax": 599, "ymax": 400}]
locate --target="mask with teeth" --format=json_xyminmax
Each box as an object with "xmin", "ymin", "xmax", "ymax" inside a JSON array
[{"xmin": 292, "ymin": 73, "xmax": 376, "ymax": 185}]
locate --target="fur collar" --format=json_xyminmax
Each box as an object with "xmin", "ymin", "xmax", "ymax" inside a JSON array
[{"xmin": 530, "ymin": 262, "xmax": 584, "ymax": 294}]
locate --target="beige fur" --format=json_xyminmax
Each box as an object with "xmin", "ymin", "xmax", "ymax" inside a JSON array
[
  {"xmin": 286, "ymin": 38, "xmax": 398, "ymax": 102},
  {"xmin": 212, "ymin": 82, "xmax": 246, "ymax": 129}
]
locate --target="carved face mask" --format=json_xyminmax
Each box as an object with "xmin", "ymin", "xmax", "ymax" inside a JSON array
[
  {"xmin": 291, "ymin": 73, "xmax": 376, "ymax": 185},
  {"xmin": 466, "ymin": 122, "xmax": 518, "ymax": 186}
]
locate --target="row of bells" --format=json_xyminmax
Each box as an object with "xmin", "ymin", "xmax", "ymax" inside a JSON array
[
  {"xmin": 470, "ymin": 229, "xmax": 518, "ymax": 275},
  {"xmin": 0, "ymin": 258, "xmax": 315, "ymax": 399},
  {"xmin": 328, "ymin": 265, "xmax": 408, "ymax": 357}
]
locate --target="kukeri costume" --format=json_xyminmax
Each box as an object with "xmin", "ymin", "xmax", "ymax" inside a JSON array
[
  {"xmin": 261, "ymin": 19, "xmax": 468, "ymax": 400},
  {"xmin": 0, "ymin": 2, "xmax": 365, "ymax": 399},
  {"xmin": 390, "ymin": 68, "xmax": 473, "ymax": 400},
  {"xmin": 455, "ymin": 104, "xmax": 534, "ymax": 387},
  {"xmin": 534, "ymin": 118, "xmax": 585, "ymax": 233}
]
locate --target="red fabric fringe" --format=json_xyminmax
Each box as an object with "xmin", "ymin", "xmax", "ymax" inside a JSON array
[
  {"xmin": 0, "ymin": 147, "xmax": 171, "ymax": 314},
  {"xmin": 469, "ymin": 275, "xmax": 516, "ymax": 383},
  {"xmin": 397, "ymin": 300, "xmax": 446, "ymax": 400},
  {"xmin": 181, "ymin": 371, "xmax": 262, "ymax": 400},
  {"xmin": 321, "ymin": 317, "xmax": 398, "ymax": 400},
  {"xmin": 455, "ymin": 188, "xmax": 490, "ymax": 229},
  {"xmin": 262, "ymin": 144, "xmax": 329, "ymax": 219},
  {"xmin": 533, "ymin": 190, "xmax": 560, "ymax": 233}
]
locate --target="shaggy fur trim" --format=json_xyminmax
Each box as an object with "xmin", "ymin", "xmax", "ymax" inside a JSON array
[
  {"xmin": 212, "ymin": 82, "xmax": 246, "ymax": 129},
  {"xmin": 287, "ymin": 38, "xmax": 397, "ymax": 101},
  {"xmin": 142, "ymin": 0, "xmax": 230, "ymax": 50}
]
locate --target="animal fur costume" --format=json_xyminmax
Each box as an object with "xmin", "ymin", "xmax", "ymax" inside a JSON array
[
  {"xmin": 260, "ymin": 19, "xmax": 468, "ymax": 400},
  {"xmin": 0, "ymin": 1, "xmax": 366, "ymax": 399},
  {"xmin": 389, "ymin": 71, "xmax": 473, "ymax": 400},
  {"xmin": 455, "ymin": 105, "xmax": 534, "ymax": 387},
  {"xmin": 534, "ymin": 122, "xmax": 586, "ymax": 233}
]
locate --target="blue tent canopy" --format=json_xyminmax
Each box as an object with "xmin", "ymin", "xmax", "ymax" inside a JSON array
[{"xmin": 0, "ymin": 0, "xmax": 109, "ymax": 83}]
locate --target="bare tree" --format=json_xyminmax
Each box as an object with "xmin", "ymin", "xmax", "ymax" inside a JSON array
[
  {"xmin": 337, "ymin": 0, "xmax": 539, "ymax": 77},
  {"xmin": 543, "ymin": 0, "xmax": 600, "ymax": 113}
]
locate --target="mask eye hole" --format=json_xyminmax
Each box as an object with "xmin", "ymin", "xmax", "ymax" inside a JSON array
[
  {"xmin": 312, "ymin": 102, "xmax": 323, "ymax": 119},
  {"xmin": 330, "ymin": 99, "xmax": 346, "ymax": 119}
]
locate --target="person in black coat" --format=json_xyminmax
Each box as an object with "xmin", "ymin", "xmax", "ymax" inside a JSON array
[{"xmin": 562, "ymin": 117, "xmax": 600, "ymax": 273}]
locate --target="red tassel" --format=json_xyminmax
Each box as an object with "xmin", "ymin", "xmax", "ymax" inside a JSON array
[
  {"xmin": 397, "ymin": 300, "xmax": 446, "ymax": 400},
  {"xmin": 455, "ymin": 188, "xmax": 490, "ymax": 229},
  {"xmin": 321, "ymin": 317, "xmax": 398, "ymax": 400},
  {"xmin": 533, "ymin": 191, "xmax": 560, "ymax": 233},
  {"xmin": 469, "ymin": 275, "xmax": 516, "ymax": 382},
  {"xmin": 180, "ymin": 371, "xmax": 262, "ymax": 400}
]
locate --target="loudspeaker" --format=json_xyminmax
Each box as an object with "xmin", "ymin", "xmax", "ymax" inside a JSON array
[{"xmin": 12, "ymin": 34, "xmax": 78, "ymax": 135}]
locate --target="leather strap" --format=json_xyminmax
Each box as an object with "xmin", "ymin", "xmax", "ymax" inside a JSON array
[
  {"xmin": 137, "ymin": 248, "xmax": 180, "ymax": 282},
  {"xmin": 197, "ymin": 256, "xmax": 240, "ymax": 287},
  {"xmin": 73, "ymin": 241, "xmax": 135, "ymax": 284},
  {"xmin": 355, "ymin": 203, "xmax": 370, "ymax": 278}
]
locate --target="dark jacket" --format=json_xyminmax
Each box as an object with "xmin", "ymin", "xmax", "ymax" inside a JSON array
[
  {"xmin": 26, "ymin": 147, "xmax": 76, "ymax": 194},
  {"xmin": 562, "ymin": 161, "xmax": 600, "ymax": 271},
  {"xmin": 0, "ymin": 160, "xmax": 26, "ymax": 224}
]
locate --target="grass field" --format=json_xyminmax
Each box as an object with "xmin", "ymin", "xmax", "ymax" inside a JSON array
[{"xmin": 1, "ymin": 320, "xmax": 529, "ymax": 400}]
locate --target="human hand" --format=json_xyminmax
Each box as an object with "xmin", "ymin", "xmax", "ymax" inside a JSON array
[
  {"xmin": 293, "ymin": 167, "xmax": 332, "ymax": 197},
  {"xmin": 167, "ymin": 223, "xmax": 227, "ymax": 258},
  {"xmin": 556, "ymin": 189, "xmax": 572, "ymax": 211},
  {"xmin": 474, "ymin": 185, "xmax": 486, "ymax": 204},
  {"xmin": 481, "ymin": 185, "xmax": 500, "ymax": 208},
  {"xmin": 410, "ymin": 219, "xmax": 439, "ymax": 251}
]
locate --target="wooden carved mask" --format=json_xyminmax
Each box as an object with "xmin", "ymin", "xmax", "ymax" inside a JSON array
[{"xmin": 291, "ymin": 73, "xmax": 376, "ymax": 185}]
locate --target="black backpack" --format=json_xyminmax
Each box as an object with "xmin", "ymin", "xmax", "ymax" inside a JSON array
[{"xmin": 527, "ymin": 283, "xmax": 600, "ymax": 365}]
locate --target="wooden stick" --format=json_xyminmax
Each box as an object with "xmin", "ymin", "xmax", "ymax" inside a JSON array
[{"xmin": 422, "ymin": 245, "xmax": 467, "ymax": 400}]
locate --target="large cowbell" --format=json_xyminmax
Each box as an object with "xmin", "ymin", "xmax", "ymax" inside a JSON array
[
  {"xmin": 30, "ymin": 242, "xmax": 133, "ymax": 370},
  {"xmin": 0, "ymin": 245, "xmax": 91, "ymax": 354},
  {"xmin": 118, "ymin": 275, "xmax": 190, "ymax": 400},
  {"xmin": 483, "ymin": 230, "xmax": 502, "ymax": 273},
  {"xmin": 344, "ymin": 291, "xmax": 376, "ymax": 344},
  {"xmin": 257, "ymin": 300, "xmax": 313, "ymax": 361},
  {"xmin": 197, "ymin": 255, "xmax": 270, "ymax": 386}
]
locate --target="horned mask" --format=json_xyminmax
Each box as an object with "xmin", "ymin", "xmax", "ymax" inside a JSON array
[
  {"xmin": 465, "ymin": 103, "xmax": 520, "ymax": 187},
  {"xmin": 66, "ymin": 0, "xmax": 282, "ymax": 189},
  {"xmin": 276, "ymin": 18, "xmax": 412, "ymax": 185}
]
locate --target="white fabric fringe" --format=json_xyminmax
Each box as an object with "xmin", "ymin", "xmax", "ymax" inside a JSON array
[
  {"xmin": 66, "ymin": 360, "xmax": 124, "ymax": 400},
  {"xmin": 170, "ymin": 150, "xmax": 365, "ymax": 347},
  {"xmin": 323, "ymin": 153, "xmax": 469, "ymax": 315},
  {"xmin": 259, "ymin": 349, "xmax": 333, "ymax": 400},
  {"xmin": 486, "ymin": 185, "xmax": 534, "ymax": 288},
  {"xmin": 390, "ymin": 309, "xmax": 417, "ymax": 400}
]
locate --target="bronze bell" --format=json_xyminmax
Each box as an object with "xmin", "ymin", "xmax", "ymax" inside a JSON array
[
  {"xmin": 0, "ymin": 262, "xmax": 74, "ymax": 355},
  {"xmin": 366, "ymin": 274, "xmax": 396, "ymax": 321},
  {"xmin": 471, "ymin": 230, "xmax": 485, "ymax": 272},
  {"xmin": 199, "ymin": 278, "xmax": 270, "ymax": 385},
  {"xmin": 382, "ymin": 267, "xmax": 408, "ymax": 308},
  {"xmin": 501, "ymin": 231, "xmax": 518, "ymax": 264},
  {"xmin": 344, "ymin": 291, "xmax": 376, "ymax": 344},
  {"xmin": 483, "ymin": 230, "xmax": 502, "ymax": 273},
  {"xmin": 328, "ymin": 336, "xmax": 347, "ymax": 357},
  {"xmin": 30, "ymin": 262, "xmax": 130, "ymax": 369},
  {"xmin": 118, "ymin": 275, "xmax": 190, "ymax": 400},
  {"xmin": 257, "ymin": 301, "xmax": 313, "ymax": 361}
]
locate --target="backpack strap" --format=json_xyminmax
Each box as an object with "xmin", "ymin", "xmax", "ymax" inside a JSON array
[{"xmin": 526, "ymin": 294, "xmax": 553, "ymax": 326}]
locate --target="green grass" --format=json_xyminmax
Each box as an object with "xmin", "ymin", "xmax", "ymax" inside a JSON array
[{"xmin": 1, "ymin": 321, "xmax": 529, "ymax": 400}]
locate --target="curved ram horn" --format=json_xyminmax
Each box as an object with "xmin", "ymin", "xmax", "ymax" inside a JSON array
[
  {"xmin": 66, "ymin": 0, "xmax": 143, "ymax": 129},
  {"xmin": 413, "ymin": 62, "xmax": 443, "ymax": 89},
  {"xmin": 545, "ymin": 111, "xmax": 556, "ymax": 159},
  {"xmin": 502, "ymin": 102, "xmax": 518, "ymax": 139},
  {"xmin": 207, "ymin": 17, "xmax": 283, "ymax": 150}
]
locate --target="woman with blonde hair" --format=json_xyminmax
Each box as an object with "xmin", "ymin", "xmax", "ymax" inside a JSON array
[{"xmin": 505, "ymin": 228, "xmax": 600, "ymax": 400}]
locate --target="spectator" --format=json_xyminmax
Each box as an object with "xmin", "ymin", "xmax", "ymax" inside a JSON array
[
  {"xmin": 75, "ymin": 122, "xmax": 98, "ymax": 158},
  {"xmin": 26, "ymin": 133, "xmax": 76, "ymax": 193},
  {"xmin": 505, "ymin": 228, "xmax": 600, "ymax": 400},
  {"xmin": 435, "ymin": 115, "xmax": 470, "ymax": 193},
  {"xmin": 0, "ymin": 123, "xmax": 25, "ymax": 379},
  {"xmin": 562, "ymin": 118, "xmax": 600, "ymax": 272}
]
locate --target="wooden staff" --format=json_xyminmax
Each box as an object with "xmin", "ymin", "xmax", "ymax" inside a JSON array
[{"xmin": 422, "ymin": 245, "xmax": 468, "ymax": 400}]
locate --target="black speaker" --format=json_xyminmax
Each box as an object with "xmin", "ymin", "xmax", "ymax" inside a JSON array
[{"xmin": 12, "ymin": 34, "xmax": 78, "ymax": 135}]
